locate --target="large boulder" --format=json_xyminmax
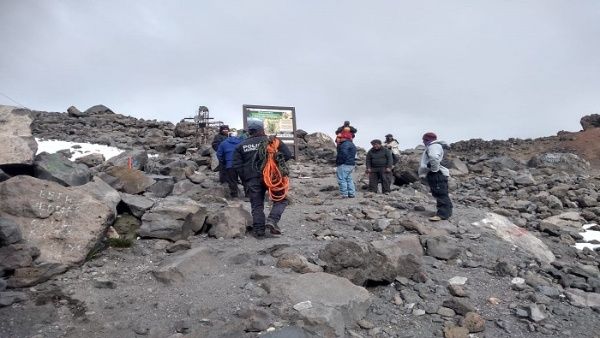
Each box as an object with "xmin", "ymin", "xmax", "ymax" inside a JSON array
[
  {"xmin": 319, "ymin": 238, "xmax": 423, "ymax": 286},
  {"xmin": 98, "ymin": 166, "xmax": 156, "ymax": 194},
  {"xmin": 105, "ymin": 149, "xmax": 147, "ymax": 170},
  {"xmin": 34, "ymin": 152, "xmax": 92, "ymax": 186},
  {"xmin": 580, "ymin": 114, "xmax": 600, "ymax": 130},
  {"xmin": 0, "ymin": 176, "xmax": 113, "ymax": 266},
  {"xmin": 76, "ymin": 176, "xmax": 121, "ymax": 220},
  {"xmin": 527, "ymin": 153, "xmax": 590, "ymax": 174},
  {"xmin": 472, "ymin": 213, "xmax": 555, "ymax": 264},
  {"xmin": 392, "ymin": 153, "xmax": 421, "ymax": 185},
  {"xmin": 262, "ymin": 272, "xmax": 371, "ymax": 337},
  {"xmin": 301, "ymin": 132, "xmax": 336, "ymax": 162},
  {"xmin": 205, "ymin": 205, "xmax": 251, "ymax": 238},
  {"xmin": 0, "ymin": 106, "xmax": 37, "ymax": 165},
  {"xmin": 84, "ymin": 104, "xmax": 114, "ymax": 115},
  {"xmin": 138, "ymin": 196, "xmax": 207, "ymax": 241},
  {"xmin": 120, "ymin": 193, "xmax": 154, "ymax": 218},
  {"xmin": 151, "ymin": 246, "xmax": 219, "ymax": 284}
]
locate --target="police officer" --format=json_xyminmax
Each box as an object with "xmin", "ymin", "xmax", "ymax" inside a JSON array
[{"xmin": 232, "ymin": 119, "xmax": 292, "ymax": 238}]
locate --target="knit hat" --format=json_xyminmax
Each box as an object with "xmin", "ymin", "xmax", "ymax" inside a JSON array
[
  {"xmin": 247, "ymin": 119, "xmax": 264, "ymax": 131},
  {"xmin": 370, "ymin": 139, "xmax": 382, "ymax": 145},
  {"xmin": 385, "ymin": 134, "xmax": 393, "ymax": 138},
  {"xmin": 219, "ymin": 125, "xmax": 229, "ymax": 132},
  {"xmin": 422, "ymin": 132, "xmax": 437, "ymax": 143}
]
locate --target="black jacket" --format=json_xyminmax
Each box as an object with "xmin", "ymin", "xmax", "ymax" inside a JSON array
[
  {"xmin": 211, "ymin": 133, "xmax": 228, "ymax": 151},
  {"xmin": 336, "ymin": 140, "xmax": 356, "ymax": 166},
  {"xmin": 232, "ymin": 135, "xmax": 292, "ymax": 181},
  {"xmin": 366, "ymin": 147, "xmax": 393, "ymax": 169}
]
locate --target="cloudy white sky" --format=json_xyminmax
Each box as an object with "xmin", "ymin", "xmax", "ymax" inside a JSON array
[{"xmin": 1, "ymin": 1, "xmax": 598, "ymax": 148}]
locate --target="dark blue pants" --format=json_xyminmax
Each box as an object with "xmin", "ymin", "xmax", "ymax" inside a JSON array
[
  {"xmin": 247, "ymin": 177, "xmax": 288, "ymax": 232},
  {"xmin": 426, "ymin": 171, "xmax": 453, "ymax": 219}
]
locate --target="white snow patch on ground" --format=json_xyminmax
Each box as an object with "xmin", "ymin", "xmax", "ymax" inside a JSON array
[
  {"xmin": 575, "ymin": 223, "xmax": 600, "ymax": 250},
  {"xmin": 36, "ymin": 138, "xmax": 124, "ymax": 160}
]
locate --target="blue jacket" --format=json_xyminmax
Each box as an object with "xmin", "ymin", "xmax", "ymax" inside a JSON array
[
  {"xmin": 217, "ymin": 136, "xmax": 241, "ymax": 168},
  {"xmin": 336, "ymin": 139, "xmax": 356, "ymax": 166}
]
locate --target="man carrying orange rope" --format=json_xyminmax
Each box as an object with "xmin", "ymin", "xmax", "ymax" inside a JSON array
[{"xmin": 232, "ymin": 119, "xmax": 292, "ymax": 239}]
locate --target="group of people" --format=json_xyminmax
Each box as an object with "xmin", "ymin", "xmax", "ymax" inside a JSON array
[
  {"xmin": 335, "ymin": 121, "xmax": 453, "ymax": 222},
  {"xmin": 211, "ymin": 118, "xmax": 453, "ymax": 241}
]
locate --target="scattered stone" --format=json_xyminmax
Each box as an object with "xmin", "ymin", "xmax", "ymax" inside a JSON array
[
  {"xmin": 166, "ymin": 240, "xmax": 191, "ymax": 253},
  {"xmin": 205, "ymin": 205, "xmax": 250, "ymax": 239},
  {"xmin": 443, "ymin": 325, "xmax": 469, "ymax": 338},
  {"xmin": 276, "ymin": 253, "xmax": 323, "ymax": 273},
  {"xmin": 93, "ymin": 278, "xmax": 116, "ymax": 289},
  {"xmin": 425, "ymin": 236, "xmax": 460, "ymax": 260},
  {"xmin": 462, "ymin": 312, "xmax": 485, "ymax": 333},
  {"xmin": 442, "ymin": 298, "xmax": 475, "ymax": 315},
  {"xmin": 34, "ymin": 152, "xmax": 91, "ymax": 186},
  {"xmin": 0, "ymin": 291, "xmax": 27, "ymax": 307},
  {"xmin": 437, "ymin": 306, "xmax": 456, "ymax": 317},
  {"xmin": 527, "ymin": 304, "xmax": 547, "ymax": 322},
  {"xmin": 448, "ymin": 284, "xmax": 467, "ymax": 297},
  {"xmin": 357, "ymin": 319, "xmax": 374, "ymax": 330},
  {"xmin": 139, "ymin": 196, "xmax": 207, "ymax": 241},
  {"xmin": 448, "ymin": 276, "xmax": 468, "ymax": 285},
  {"xmin": 151, "ymin": 246, "xmax": 219, "ymax": 284},
  {"xmin": 564, "ymin": 288, "xmax": 600, "ymax": 308}
]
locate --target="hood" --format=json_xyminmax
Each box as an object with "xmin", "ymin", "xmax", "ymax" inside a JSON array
[{"xmin": 429, "ymin": 140, "xmax": 449, "ymax": 148}]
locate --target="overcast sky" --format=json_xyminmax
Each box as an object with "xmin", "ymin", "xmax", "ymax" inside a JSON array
[{"xmin": 1, "ymin": 1, "xmax": 598, "ymax": 149}]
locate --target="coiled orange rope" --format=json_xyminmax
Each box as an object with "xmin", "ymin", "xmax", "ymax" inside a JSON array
[{"xmin": 262, "ymin": 138, "xmax": 289, "ymax": 202}]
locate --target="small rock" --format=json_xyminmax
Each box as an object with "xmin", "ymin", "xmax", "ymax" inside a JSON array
[
  {"xmin": 93, "ymin": 278, "xmax": 116, "ymax": 289},
  {"xmin": 488, "ymin": 297, "xmax": 501, "ymax": 305},
  {"xmin": 442, "ymin": 298, "xmax": 475, "ymax": 315},
  {"xmin": 448, "ymin": 276, "xmax": 468, "ymax": 285},
  {"xmin": 448, "ymin": 284, "xmax": 467, "ymax": 297},
  {"xmin": 462, "ymin": 312, "xmax": 485, "ymax": 333},
  {"xmin": 0, "ymin": 291, "xmax": 27, "ymax": 307},
  {"xmin": 443, "ymin": 325, "xmax": 469, "ymax": 338},
  {"xmin": 166, "ymin": 240, "xmax": 191, "ymax": 253},
  {"xmin": 527, "ymin": 304, "xmax": 547, "ymax": 322},
  {"xmin": 412, "ymin": 308, "xmax": 426, "ymax": 316},
  {"xmin": 437, "ymin": 306, "xmax": 456, "ymax": 317},
  {"xmin": 357, "ymin": 319, "xmax": 375, "ymax": 329},
  {"xmin": 293, "ymin": 300, "xmax": 312, "ymax": 311}
]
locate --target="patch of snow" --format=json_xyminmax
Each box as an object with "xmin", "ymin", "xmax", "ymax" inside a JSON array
[
  {"xmin": 36, "ymin": 138, "xmax": 124, "ymax": 160},
  {"xmin": 575, "ymin": 223, "xmax": 600, "ymax": 250}
]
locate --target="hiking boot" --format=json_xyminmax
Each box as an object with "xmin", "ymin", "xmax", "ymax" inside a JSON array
[
  {"xmin": 266, "ymin": 221, "xmax": 282, "ymax": 235},
  {"xmin": 348, "ymin": 195, "xmax": 356, "ymax": 198},
  {"xmin": 428, "ymin": 215, "xmax": 443, "ymax": 222}
]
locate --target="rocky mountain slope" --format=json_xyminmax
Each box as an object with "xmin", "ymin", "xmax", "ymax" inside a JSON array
[{"xmin": 1, "ymin": 105, "xmax": 600, "ymax": 338}]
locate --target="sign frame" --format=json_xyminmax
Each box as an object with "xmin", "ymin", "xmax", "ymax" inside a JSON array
[{"xmin": 242, "ymin": 104, "xmax": 298, "ymax": 159}]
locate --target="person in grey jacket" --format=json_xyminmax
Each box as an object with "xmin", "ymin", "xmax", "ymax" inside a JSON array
[
  {"xmin": 418, "ymin": 132, "xmax": 453, "ymax": 221},
  {"xmin": 366, "ymin": 139, "xmax": 393, "ymax": 194}
]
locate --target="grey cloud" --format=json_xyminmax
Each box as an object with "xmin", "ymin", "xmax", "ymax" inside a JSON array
[{"xmin": 1, "ymin": 0, "xmax": 598, "ymax": 149}]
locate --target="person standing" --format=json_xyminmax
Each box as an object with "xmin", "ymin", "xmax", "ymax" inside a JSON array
[
  {"xmin": 384, "ymin": 134, "xmax": 401, "ymax": 164},
  {"xmin": 335, "ymin": 131, "xmax": 357, "ymax": 198},
  {"xmin": 365, "ymin": 139, "xmax": 393, "ymax": 194},
  {"xmin": 418, "ymin": 132, "xmax": 453, "ymax": 221},
  {"xmin": 216, "ymin": 132, "xmax": 242, "ymax": 198},
  {"xmin": 212, "ymin": 125, "xmax": 230, "ymax": 183},
  {"xmin": 233, "ymin": 119, "xmax": 292, "ymax": 238}
]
